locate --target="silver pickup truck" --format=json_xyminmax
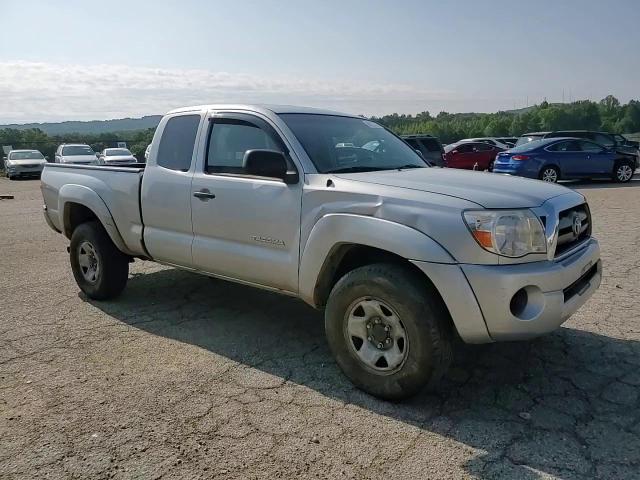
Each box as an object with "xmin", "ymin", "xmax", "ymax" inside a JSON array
[{"xmin": 41, "ymin": 104, "xmax": 602, "ymax": 399}]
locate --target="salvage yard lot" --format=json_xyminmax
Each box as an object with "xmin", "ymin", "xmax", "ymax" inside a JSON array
[{"xmin": 1, "ymin": 177, "xmax": 639, "ymax": 479}]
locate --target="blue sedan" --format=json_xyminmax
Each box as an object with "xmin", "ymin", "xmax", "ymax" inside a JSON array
[{"xmin": 493, "ymin": 137, "xmax": 636, "ymax": 183}]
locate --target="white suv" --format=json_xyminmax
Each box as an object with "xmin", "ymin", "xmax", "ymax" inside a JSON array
[{"xmin": 54, "ymin": 144, "xmax": 98, "ymax": 165}]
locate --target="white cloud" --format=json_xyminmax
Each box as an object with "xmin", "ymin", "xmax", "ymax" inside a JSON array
[{"xmin": 0, "ymin": 61, "xmax": 455, "ymax": 123}]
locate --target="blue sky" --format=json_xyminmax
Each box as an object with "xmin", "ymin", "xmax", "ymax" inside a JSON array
[{"xmin": 1, "ymin": 0, "xmax": 638, "ymax": 123}]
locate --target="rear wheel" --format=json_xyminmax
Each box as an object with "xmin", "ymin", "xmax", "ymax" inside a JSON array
[
  {"xmin": 539, "ymin": 166, "xmax": 559, "ymax": 183},
  {"xmin": 488, "ymin": 160, "xmax": 494, "ymax": 172},
  {"xmin": 613, "ymin": 161, "xmax": 634, "ymax": 183},
  {"xmin": 70, "ymin": 221, "xmax": 129, "ymax": 300},
  {"xmin": 325, "ymin": 263, "xmax": 453, "ymax": 400}
]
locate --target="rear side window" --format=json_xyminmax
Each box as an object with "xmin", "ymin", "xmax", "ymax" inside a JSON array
[
  {"xmin": 547, "ymin": 140, "xmax": 581, "ymax": 152},
  {"xmin": 456, "ymin": 144, "xmax": 474, "ymax": 153},
  {"xmin": 474, "ymin": 143, "xmax": 493, "ymax": 152},
  {"xmin": 420, "ymin": 138, "xmax": 441, "ymax": 152},
  {"xmin": 156, "ymin": 115, "xmax": 200, "ymax": 171}
]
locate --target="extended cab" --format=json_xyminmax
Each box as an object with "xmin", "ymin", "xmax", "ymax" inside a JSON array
[{"xmin": 41, "ymin": 105, "xmax": 602, "ymax": 400}]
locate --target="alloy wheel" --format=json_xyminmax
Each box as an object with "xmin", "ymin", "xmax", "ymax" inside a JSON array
[
  {"xmin": 541, "ymin": 168, "xmax": 558, "ymax": 182},
  {"xmin": 617, "ymin": 164, "xmax": 633, "ymax": 182}
]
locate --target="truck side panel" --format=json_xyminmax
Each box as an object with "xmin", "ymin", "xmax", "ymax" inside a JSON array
[{"xmin": 41, "ymin": 164, "xmax": 146, "ymax": 257}]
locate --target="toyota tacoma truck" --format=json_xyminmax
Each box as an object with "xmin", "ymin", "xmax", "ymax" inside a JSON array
[{"xmin": 41, "ymin": 104, "xmax": 602, "ymax": 400}]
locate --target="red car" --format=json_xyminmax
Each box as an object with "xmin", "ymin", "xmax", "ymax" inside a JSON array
[{"xmin": 443, "ymin": 141, "xmax": 504, "ymax": 171}]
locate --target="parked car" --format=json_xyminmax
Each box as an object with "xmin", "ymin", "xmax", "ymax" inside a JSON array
[
  {"xmin": 54, "ymin": 144, "xmax": 99, "ymax": 165},
  {"xmin": 443, "ymin": 141, "xmax": 504, "ymax": 170},
  {"xmin": 493, "ymin": 137, "xmax": 636, "ymax": 183},
  {"xmin": 3, "ymin": 149, "xmax": 47, "ymax": 179},
  {"xmin": 401, "ymin": 134, "xmax": 445, "ymax": 166},
  {"xmin": 516, "ymin": 131, "xmax": 639, "ymax": 168},
  {"xmin": 98, "ymin": 148, "xmax": 137, "ymax": 165},
  {"xmin": 612, "ymin": 133, "xmax": 639, "ymax": 150},
  {"xmin": 458, "ymin": 137, "xmax": 511, "ymax": 149},
  {"xmin": 41, "ymin": 104, "xmax": 601, "ymax": 400}
]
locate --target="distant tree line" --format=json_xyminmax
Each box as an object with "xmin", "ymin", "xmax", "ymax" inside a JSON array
[
  {"xmin": 373, "ymin": 95, "xmax": 640, "ymax": 144},
  {"xmin": 1, "ymin": 96, "xmax": 639, "ymax": 160},
  {"xmin": 0, "ymin": 128, "xmax": 155, "ymax": 160}
]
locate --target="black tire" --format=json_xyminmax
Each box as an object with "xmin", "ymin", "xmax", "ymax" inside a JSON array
[
  {"xmin": 69, "ymin": 221, "xmax": 129, "ymax": 300},
  {"xmin": 488, "ymin": 160, "xmax": 494, "ymax": 172},
  {"xmin": 612, "ymin": 161, "xmax": 634, "ymax": 183},
  {"xmin": 325, "ymin": 263, "xmax": 453, "ymax": 400},
  {"xmin": 539, "ymin": 165, "xmax": 560, "ymax": 183}
]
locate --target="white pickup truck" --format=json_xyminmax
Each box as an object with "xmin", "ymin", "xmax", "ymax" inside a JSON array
[{"xmin": 41, "ymin": 104, "xmax": 602, "ymax": 399}]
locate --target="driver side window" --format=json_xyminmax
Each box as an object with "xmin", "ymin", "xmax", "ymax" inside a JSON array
[{"xmin": 206, "ymin": 119, "xmax": 281, "ymax": 174}]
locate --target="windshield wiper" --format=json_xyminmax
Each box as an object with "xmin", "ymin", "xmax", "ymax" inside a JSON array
[
  {"xmin": 325, "ymin": 164, "xmax": 426, "ymax": 174},
  {"xmin": 324, "ymin": 166, "xmax": 388, "ymax": 174}
]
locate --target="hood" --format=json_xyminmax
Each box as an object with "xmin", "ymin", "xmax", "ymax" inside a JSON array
[
  {"xmin": 335, "ymin": 167, "xmax": 574, "ymax": 209},
  {"xmin": 7, "ymin": 159, "xmax": 46, "ymax": 165},
  {"xmin": 61, "ymin": 155, "xmax": 97, "ymax": 163}
]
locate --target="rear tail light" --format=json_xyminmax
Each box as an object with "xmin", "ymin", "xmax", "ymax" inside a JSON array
[{"xmin": 512, "ymin": 155, "xmax": 530, "ymax": 161}]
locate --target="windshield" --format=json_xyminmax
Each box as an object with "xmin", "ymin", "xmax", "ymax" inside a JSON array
[
  {"xmin": 62, "ymin": 145, "xmax": 95, "ymax": 156},
  {"xmin": 105, "ymin": 149, "xmax": 131, "ymax": 156},
  {"xmin": 278, "ymin": 114, "xmax": 428, "ymax": 173},
  {"xmin": 9, "ymin": 150, "xmax": 44, "ymax": 160},
  {"xmin": 515, "ymin": 135, "xmax": 544, "ymax": 147}
]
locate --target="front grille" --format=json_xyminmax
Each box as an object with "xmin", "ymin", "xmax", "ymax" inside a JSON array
[{"xmin": 555, "ymin": 203, "xmax": 591, "ymax": 257}]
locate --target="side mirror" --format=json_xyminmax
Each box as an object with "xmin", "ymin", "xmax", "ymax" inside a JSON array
[{"xmin": 243, "ymin": 149, "xmax": 298, "ymax": 184}]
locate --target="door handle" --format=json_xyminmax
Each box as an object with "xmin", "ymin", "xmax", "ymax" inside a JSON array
[{"xmin": 193, "ymin": 189, "xmax": 216, "ymax": 200}]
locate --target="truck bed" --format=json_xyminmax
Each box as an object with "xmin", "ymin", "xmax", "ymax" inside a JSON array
[{"xmin": 41, "ymin": 163, "xmax": 148, "ymax": 257}]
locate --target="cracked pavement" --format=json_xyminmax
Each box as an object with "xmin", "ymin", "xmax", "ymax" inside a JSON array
[{"xmin": 1, "ymin": 177, "xmax": 639, "ymax": 479}]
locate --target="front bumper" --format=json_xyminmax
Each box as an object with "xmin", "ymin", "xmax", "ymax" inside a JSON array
[
  {"xmin": 412, "ymin": 238, "xmax": 601, "ymax": 343},
  {"xmin": 6, "ymin": 165, "xmax": 44, "ymax": 176},
  {"xmin": 462, "ymin": 239, "xmax": 601, "ymax": 341}
]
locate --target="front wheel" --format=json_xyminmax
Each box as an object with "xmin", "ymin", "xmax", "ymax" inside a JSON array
[
  {"xmin": 70, "ymin": 221, "xmax": 129, "ymax": 300},
  {"xmin": 539, "ymin": 166, "xmax": 559, "ymax": 183},
  {"xmin": 613, "ymin": 162, "xmax": 634, "ymax": 183},
  {"xmin": 325, "ymin": 263, "xmax": 453, "ymax": 400}
]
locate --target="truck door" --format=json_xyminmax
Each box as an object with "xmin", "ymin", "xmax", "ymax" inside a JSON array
[
  {"xmin": 140, "ymin": 113, "xmax": 203, "ymax": 267},
  {"xmin": 190, "ymin": 112, "xmax": 302, "ymax": 293}
]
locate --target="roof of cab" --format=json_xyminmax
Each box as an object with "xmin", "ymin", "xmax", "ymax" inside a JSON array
[{"xmin": 166, "ymin": 104, "xmax": 357, "ymax": 117}]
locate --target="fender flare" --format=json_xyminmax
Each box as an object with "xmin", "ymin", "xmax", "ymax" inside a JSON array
[
  {"xmin": 58, "ymin": 184, "xmax": 132, "ymax": 255},
  {"xmin": 298, "ymin": 213, "xmax": 455, "ymax": 306}
]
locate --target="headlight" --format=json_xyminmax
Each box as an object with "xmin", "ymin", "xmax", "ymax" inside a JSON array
[{"xmin": 463, "ymin": 209, "xmax": 546, "ymax": 257}]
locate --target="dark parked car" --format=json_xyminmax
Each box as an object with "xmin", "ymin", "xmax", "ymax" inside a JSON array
[
  {"xmin": 493, "ymin": 137, "xmax": 636, "ymax": 183},
  {"xmin": 443, "ymin": 141, "xmax": 504, "ymax": 171},
  {"xmin": 401, "ymin": 134, "xmax": 445, "ymax": 166}
]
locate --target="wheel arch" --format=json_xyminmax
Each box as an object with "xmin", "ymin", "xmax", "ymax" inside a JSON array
[
  {"xmin": 299, "ymin": 214, "xmax": 455, "ymax": 308},
  {"xmin": 59, "ymin": 184, "xmax": 131, "ymax": 255}
]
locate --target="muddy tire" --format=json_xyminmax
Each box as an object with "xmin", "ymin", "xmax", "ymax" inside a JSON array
[
  {"xmin": 325, "ymin": 263, "xmax": 453, "ymax": 400},
  {"xmin": 69, "ymin": 221, "xmax": 129, "ymax": 300}
]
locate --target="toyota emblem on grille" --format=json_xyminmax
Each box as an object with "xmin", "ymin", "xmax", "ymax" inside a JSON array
[{"xmin": 572, "ymin": 213, "xmax": 582, "ymax": 237}]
